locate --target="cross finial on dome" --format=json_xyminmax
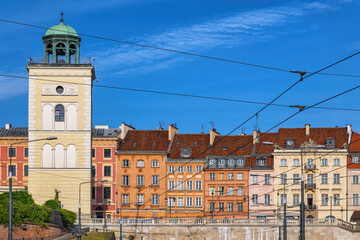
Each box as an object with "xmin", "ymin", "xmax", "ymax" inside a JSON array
[{"xmin": 59, "ymin": 10, "xmax": 65, "ymax": 22}]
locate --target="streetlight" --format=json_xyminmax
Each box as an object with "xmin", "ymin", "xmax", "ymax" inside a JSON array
[
  {"xmin": 263, "ymin": 141, "xmax": 325, "ymax": 240},
  {"xmin": 8, "ymin": 136, "xmax": 57, "ymax": 240},
  {"xmin": 78, "ymin": 180, "xmax": 108, "ymax": 240}
]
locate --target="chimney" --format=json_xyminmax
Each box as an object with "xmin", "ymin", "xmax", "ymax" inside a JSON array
[
  {"xmin": 347, "ymin": 124, "xmax": 352, "ymax": 135},
  {"xmin": 120, "ymin": 122, "xmax": 135, "ymax": 140},
  {"xmin": 252, "ymin": 130, "xmax": 260, "ymax": 144},
  {"xmin": 210, "ymin": 128, "xmax": 219, "ymax": 145},
  {"xmin": 168, "ymin": 124, "xmax": 178, "ymax": 141},
  {"xmin": 305, "ymin": 124, "xmax": 310, "ymax": 136},
  {"xmin": 5, "ymin": 123, "xmax": 12, "ymax": 130}
]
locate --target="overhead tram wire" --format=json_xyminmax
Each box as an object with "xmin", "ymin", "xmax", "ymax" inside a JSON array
[
  {"xmin": 1, "ymin": 73, "xmax": 360, "ymax": 112},
  {"xmin": 2, "ymin": 18, "xmax": 360, "ymax": 78}
]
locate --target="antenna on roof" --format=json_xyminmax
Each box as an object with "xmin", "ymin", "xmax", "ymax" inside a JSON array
[
  {"xmin": 254, "ymin": 114, "xmax": 259, "ymax": 131},
  {"xmin": 201, "ymin": 124, "xmax": 204, "ymax": 134},
  {"xmin": 158, "ymin": 121, "xmax": 164, "ymax": 130},
  {"xmin": 210, "ymin": 121, "xmax": 215, "ymax": 129},
  {"xmin": 241, "ymin": 127, "xmax": 246, "ymax": 135}
]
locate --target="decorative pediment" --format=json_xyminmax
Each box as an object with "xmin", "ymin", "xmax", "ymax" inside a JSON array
[{"xmin": 300, "ymin": 139, "xmax": 318, "ymax": 148}]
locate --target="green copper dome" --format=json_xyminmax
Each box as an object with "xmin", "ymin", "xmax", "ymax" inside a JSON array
[{"xmin": 44, "ymin": 22, "xmax": 78, "ymax": 37}]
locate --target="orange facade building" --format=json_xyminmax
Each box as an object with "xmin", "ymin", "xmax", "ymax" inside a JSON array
[
  {"xmin": 166, "ymin": 133, "xmax": 210, "ymax": 218},
  {"xmin": 116, "ymin": 126, "xmax": 175, "ymax": 219}
]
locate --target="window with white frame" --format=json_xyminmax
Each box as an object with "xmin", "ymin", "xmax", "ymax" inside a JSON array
[
  {"xmin": 151, "ymin": 160, "xmax": 159, "ymax": 167},
  {"xmin": 137, "ymin": 175, "xmax": 144, "ymax": 186},
  {"xmin": 210, "ymin": 173, "xmax": 215, "ymax": 180},
  {"xmin": 321, "ymin": 174, "xmax": 328, "ymax": 184},
  {"xmin": 186, "ymin": 180, "xmax": 193, "ymax": 190},
  {"xmin": 196, "ymin": 197, "xmax": 202, "ymax": 207},
  {"xmin": 168, "ymin": 180, "xmax": 175, "ymax": 190},
  {"xmin": 237, "ymin": 173, "xmax": 243, "ymax": 180},
  {"xmin": 353, "ymin": 194, "xmax": 359, "ymax": 206},
  {"xmin": 293, "ymin": 194, "xmax": 299, "ymax": 206},
  {"xmin": 178, "ymin": 166, "xmax": 183, "ymax": 173},
  {"xmin": 228, "ymin": 159, "xmax": 234, "ymax": 165},
  {"xmin": 228, "ymin": 186, "xmax": 234, "ymax": 196},
  {"xmin": 280, "ymin": 159, "xmax": 287, "ymax": 167},
  {"xmin": 333, "ymin": 174, "xmax": 340, "ymax": 184},
  {"xmin": 265, "ymin": 174, "xmax": 271, "ymax": 184},
  {"xmin": 186, "ymin": 197, "xmax": 193, "ymax": 207},
  {"xmin": 321, "ymin": 158, "xmax": 328, "ymax": 166},
  {"xmin": 209, "ymin": 159, "xmax": 216, "ymax": 166},
  {"xmin": 195, "ymin": 180, "xmax": 202, "ymax": 190},
  {"xmin": 293, "ymin": 159, "xmax": 300, "ymax": 166},
  {"xmin": 196, "ymin": 165, "xmax": 202, "ymax": 173},
  {"xmin": 237, "ymin": 186, "xmax": 243, "ymax": 196},
  {"xmin": 168, "ymin": 197, "xmax": 175, "ymax": 206},
  {"xmin": 237, "ymin": 202, "xmax": 243, "ymax": 212},
  {"xmin": 293, "ymin": 174, "xmax": 300, "ymax": 184},
  {"xmin": 252, "ymin": 175, "xmax": 258, "ymax": 184},
  {"xmin": 219, "ymin": 159, "xmax": 225, "ymax": 165},
  {"xmin": 352, "ymin": 156, "xmax": 359, "ymax": 163},
  {"xmin": 353, "ymin": 175, "xmax": 359, "ymax": 184},
  {"xmin": 178, "ymin": 180, "xmax": 184, "ymax": 190},
  {"xmin": 280, "ymin": 194, "xmax": 287, "ymax": 205},
  {"xmin": 307, "ymin": 159, "xmax": 314, "ymax": 167},
  {"xmin": 187, "ymin": 165, "xmax": 192, "ymax": 173},
  {"xmin": 152, "ymin": 175, "xmax": 159, "ymax": 185},
  {"xmin": 152, "ymin": 194, "xmax": 159, "ymax": 205},
  {"xmin": 237, "ymin": 159, "xmax": 244, "ymax": 166},
  {"xmin": 334, "ymin": 194, "xmax": 340, "ymax": 206},
  {"xmin": 334, "ymin": 158, "xmax": 340, "ymax": 166},
  {"xmin": 219, "ymin": 187, "xmax": 225, "ymax": 196},
  {"xmin": 257, "ymin": 157, "xmax": 266, "ymax": 166},
  {"xmin": 122, "ymin": 194, "xmax": 129, "ymax": 205},
  {"xmin": 137, "ymin": 194, "xmax": 144, "ymax": 205},
  {"xmin": 281, "ymin": 174, "xmax": 287, "ymax": 184},
  {"xmin": 210, "ymin": 187, "xmax": 215, "ymax": 196},
  {"xmin": 252, "ymin": 194, "xmax": 258, "ymax": 205},
  {"xmin": 219, "ymin": 202, "xmax": 224, "ymax": 212},
  {"xmin": 321, "ymin": 194, "xmax": 328, "ymax": 206},
  {"xmin": 122, "ymin": 160, "xmax": 129, "ymax": 167},
  {"xmin": 265, "ymin": 194, "xmax": 271, "ymax": 205},
  {"xmin": 228, "ymin": 202, "xmax": 234, "ymax": 212},
  {"xmin": 177, "ymin": 197, "xmax": 184, "ymax": 206},
  {"xmin": 137, "ymin": 160, "xmax": 144, "ymax": 167},
  {"xmin": 122, "ymin": 175, "xmax": 129, "ymax": 186},
  {"xmin": 228, "ymin": 173, "xmax": 234, "ymax": 180},
  {"xmin": 169, "ymin": 165, "xmax": 175, "ymax": 173}
]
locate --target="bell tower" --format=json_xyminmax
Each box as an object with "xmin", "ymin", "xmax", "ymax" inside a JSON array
[{"xmin": 27, "ymin": 16, "xmax": 95, "ymax": 216}]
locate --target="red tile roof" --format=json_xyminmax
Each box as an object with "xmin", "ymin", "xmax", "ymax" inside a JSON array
[
  {"xmin": 349, "ymin": 132, "xmax": 360, "ymax": 152},
  {"xmin": 117, "ymin": 130, "xmax": 169, "ymax": 152},
  {"xmin": 209, "ymin": 135, "xmax": 253, "ymax": 156},
  {"xmin": 168, "ymin": 134, "xmax": 210, "ymax": 159}
]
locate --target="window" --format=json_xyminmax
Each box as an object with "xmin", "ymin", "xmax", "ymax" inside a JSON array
[
  {"xmin": 8, "ymin": 165, "xmax": 16, "ymax": 176},
  {"xmin": 257, "ymin": 157, "xmax": 266, "ymax": 166},
  {"xmin": 55, "ymin": 104, "xmax": 64, "ymax": 122},
  {"xmin": 293, "ymin": 159, "xmax": 300, "ymax": 166},
  {"xmin": 219, "ymin": 202, "xmax": 224, "ymax": 212},
  {"xmin": 104, "ymin": 149, "xmax": 111, "ymax": 158},
  {"xmin": 321, "ymin": 194, "xmax": 329, "ymax": 206},
  {"xmin": 281, "ymin": 174, "xmax": 287, "ymax": 185},
  {"xmin": 152, "ymin": 160, "xmax": 159, "ymax": 167},
  {"xmin": 353, "ymin": 175, "xmax": 359, "ymax": 184},
  {"xmin": 219, "ymin": 159, "xmax": 225, "ymax": 165},
  {"xmin": 293, "ymin": 194, "xmax": 299, "ymax": 206},
  {"xmin": 104, "ymin": 187, "xmax": 111, "ymax": 199},
  {"xmin": 168, "ymin": 181, "xmax": 175, "ymax": 190},
  {"xmin": 228, "ymin": 173, "xmax": 234, "ymax": 180},
  {"xmin": 321, "ymin": 158, "xmax": 328, "ymax": 166},
  {"xmin": 152, "ymin": 175, "xmax": 159, "ymax": 186},
  {"xmin": 252, "ymin": 194, "xmax": 258, "ymax": 205},
  {"xmin": 237, "ymin": 202, "xmax": 243, "ymax": 212},
  {"xmin": 219, "ymin": 187, "xmax": 225, "ymax": 196},
  {"xmin": 196, "ymin": 165, "xmax": 202, "ymax": 173},
  {"xmin": 178, "ymin": 166, "xmax": 183, "ymax": 173},
  {"xmin": 334, "ymin": 194, "xmax": 340, "ymax": 206},
  {"xmin": 219, "ymin": 173, "xmax": 224, "ymax": 180},
  {"xmin": 178, "ymin": 180, "xmax": 184, "ymax": 190},
  {"xmin": 122, "ymin": 175, "xmax": 129, "ymax": 186},
  {"xmin": 265, "ymin": 174, "xmax": 271, "ymax": 184},
  {"xmin": 333, "ymin": 158, "xmax": 340, "ymax": 166},
  {"xmin": 265, "ymin": 194, "xmax": 271, "ymax": 205},
  {"xmin": 209, "ymin": 159, "xmax": 216, "ymax": 166},
  {"xmin": 181, "ymin": 147, "xmax": 192, "ymax": 158},
  {"xmin": 196, "ymin": 197, "xmax": 202, "ymax": 207},
  {"xmin": 210, "ymin": 187, "xmax": 215, "ymax": 196},
  {"xmin": 333, "ymin": 174, "xmax": 340, "ymax": 184},
  {"xmin": 56, "ymin": 86, "xmax": 64, "ymax": 94},
  {"xmin": 152, "ymin": 194, "xmax": 159, "ymax": 205},
  {"xmin": 92, "ymin": 187, "xmax": 95, "ymax": 199},
  {"xmin": 186, "ymin": 180, "xmax": 193, "ymax": 190},
  {"xmin": 104, "ymin": 166, "xmax": 111, "ymax": 177},
  {"xmin": 237, "ymin": 187, "xmax": 243, "ymax": 196},
  {"xmin": 353, "ymin": 194, "xmax": 359, "ymax": 206},
  {"xmin": 307, "ymin": 174, "xmax": 314, "ymax": 184},
  {"xmin": 228, "ymin": 159, "xmax": 234, "ymax": 165},
  {"xmin": 169, "ymin": 165, "xmax": 175, "ymax": 173},
  {"xmin": 91, "ymin": 149, "xmax": 95, "ymax": 158},
  {"xmin": 8, "ymin": 148, "xmax": 16, "ymax": 157},
  {"xmin": 237, "ymin": 173, "xmax": 243, "ymax": 180},
  {"xmin": 228, "ymin": 187, "xmax": 234, "ymax": 196},
  {"xmin": 352, "ymin": 156, "xmax": 359, "ymax": 163},
  {"xmin": 252, "ymin": 175, "xmax": 258, "ymax": 184},
  {"xmin": 280, "ymin": 159, "xmax": 287, "ymax": 167},
  {"xmin": 178, "ymin": 197, "xmax": 184, "ymax": 206},
  {"xmin": 137, "ymin": 194, "xmax": 144, "ymax": 205},
  {"xmin": 168, "ymin": 197, "xmax": 175, "ymax": 206},
  {"xmin": 137, "ymin": 175, "xmax": 144, "ymax": 186},
  {"xmin": 210, "ymin": 203, "xmax": 215, "ymax": 212},
  {"xmin": 24, "ymin": 165, "xmax": 28, "ymax": 177},
  {"xmin": 210, "ymin": 173, "xmax": 215, "ymax": 180},
  {"xmin": 222, "ymin": 146, "xmax": 227, "ymax": 151},
  {"xmin": 307, "ymin": 159, "xmax": 314, "ymax": 167},
  {"xmin": 195, "ymin": 180, "xmax": 202, "ymax": 190},
  {"xmin": 228, "ymin": 202, "xmax": 234, "ymax": 212},
  {"xmin": 187, "ymin": 165, "xmax": 193, "ymax": 173},
  {"xmin": 237, "ymin": 159, "xmax": 244, "ymax": 166},
  {"xmin": 321, "ymin": 174, "xmax": 328, "ymax": 184},
  {"xmin": 293, "ymin": 174, "xmax": 300, "ymax": 184},
  {"xmin": 122, "ymin": 194, "xmax": 129, "ymax": 205},
  {"xmin": 91, "ymin": 166, "xmax": 96, "ymax": 177},
  {"xmin": 186, "ymin": 197, "xmax": 193, "ymax": 207},
  {"xmin": 122, "ymin": 160, "xmax": 129, "ymax": 167},
  {"xmin": 137, "ymin": 160, "xmax": 144, "ymax": 167},
  {"xmin": 280, "ymin": 194, "xmax": 287, "ymax": 205},
  {"xmin": 24, "ymin": 148, "xmax": 28, "ymax": 158}
]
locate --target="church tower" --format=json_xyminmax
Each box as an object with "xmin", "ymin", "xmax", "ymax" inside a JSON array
[{"xmin": 27, "ymin": 16, "xmax": 95, "ymax": 215}]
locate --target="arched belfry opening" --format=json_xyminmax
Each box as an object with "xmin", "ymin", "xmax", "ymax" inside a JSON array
[{"xmin": 42, "ymin": 17, "xmax": 81, "ymax": 64}]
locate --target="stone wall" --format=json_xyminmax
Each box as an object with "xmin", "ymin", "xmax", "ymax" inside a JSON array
[{"xmin": 0, "ymin": 224, "xmax": 69, "ymax": 240}]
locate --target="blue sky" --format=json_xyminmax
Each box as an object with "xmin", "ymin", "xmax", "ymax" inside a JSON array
[{"xmin": 0, "ymin": 0, "xmax": 359, "ymax": 134}]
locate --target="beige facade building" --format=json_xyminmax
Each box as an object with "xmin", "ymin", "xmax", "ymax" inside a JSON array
[
  {"xmin": 27, "ymin": 19, "xmax": 95, "ymax": 215},
  {"xmin": 273, "ymin": 125, "xmax": 351, "ymax": 221}
]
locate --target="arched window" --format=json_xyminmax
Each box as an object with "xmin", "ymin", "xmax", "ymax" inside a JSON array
[
  {"xmin": 137, "ymin": 160, "xmax": 144, "ymax": 167},
  {"xmin": 55, "ymin": 105, "xmax": 64, "ymax": 122},
  {"xmin": 42, "ymin": 144, "xmax": 53, "ymax": 168}
]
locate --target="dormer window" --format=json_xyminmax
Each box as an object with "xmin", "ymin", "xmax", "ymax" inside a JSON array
[
  {"xmin": 326, "ymin": 137, "xmax": 335, "ymax": 149},
  {"xmin": 132, "ymin": 143, "xmax": 136, "ymax": 148},
  {"xmin": 152, "ymin": 143, "xmax": 156, "ymax": 148},
  {"xmin": 180, "ymin": 147, "xmax": 192, "ymax": 158},
  {"xmin": 228, "ymin": 159, "xmax": 234, "ymax": 165},
  {"xmin": 257, "ymin": 157, "xmax": 266, "ymax": 166},
  {"xmin": 238, "ymin": 146, "xmax": 243, "ymax": 150},
  {"xmin": 219, "ymin": 159, "xmax": 225, "ymax": 165},
  {"xmin": 285, "ymin": 138, "xmax": 295, "ymax": 149},
  {"xmin": 237, "ymin": 159, "xmax": 244, "ymax": 166},
  {"xmin": 194, "ymin": 142, "xmax": 197, "ymax": 146},
  {"xmin": 209, "ymin": 159, "xmax": 216, "ymax": 166},
  {"xmin": 222, "ymin": 146, "xmax": 228, "ymax": 151}
]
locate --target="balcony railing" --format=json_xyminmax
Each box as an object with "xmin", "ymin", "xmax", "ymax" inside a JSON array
[
  {"xmin": 305, "ymin": 205, "xmax": 316, "ymax": 210},
  {"xmin": 28, "ymin": 56, "xmax": 93, "ymax": 64},
  {"xmin": 305, "ymin": 183, "xmax": 316, "ymax": 189},
  {"xmin": 305, "ymin": 164, "xmax": 316, "ymax": 171}
]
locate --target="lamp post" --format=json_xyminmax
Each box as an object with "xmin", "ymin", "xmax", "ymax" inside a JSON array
[
  {"xmin": 263, "ymin": 141, "xmax": 325, "ymax": 240},
  {"xmin": 8, "ymin": 136, "xmax": 57, "ymax": 240},
  {"xmin": 78, "ymin": 180, "xmax": 108, "ymax": 240}
]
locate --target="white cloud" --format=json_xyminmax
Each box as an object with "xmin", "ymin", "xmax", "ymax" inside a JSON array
[{"xmin": 91, "ymin": 2, "xmax": 335, "ymax": 75}]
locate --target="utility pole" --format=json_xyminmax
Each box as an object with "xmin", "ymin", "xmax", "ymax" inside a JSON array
[
  {"xmin": 120, "ymin": 222, "xmax": 123, "ymax": 240},
  {"xmin": 278, "ymin": 220, "xmax": 282, "ymax": 240},
  {"xmin": 330, "ymin": 195, "xmax": 333, "ymax": 222},
  {"xmin": 283, "ymin": 178, "xmax": 287, "ymax": 240}
]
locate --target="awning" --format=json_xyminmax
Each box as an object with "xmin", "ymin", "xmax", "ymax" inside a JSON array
[{"xmin": 350, "ymin": 211, "xmax": 360, "ymax": 222}]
